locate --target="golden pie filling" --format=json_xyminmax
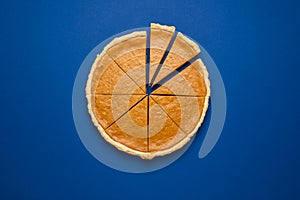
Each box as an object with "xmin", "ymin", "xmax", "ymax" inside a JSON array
[{"xmin": 85, "ymin": 23, "xmax": 210, "ymax": 159}]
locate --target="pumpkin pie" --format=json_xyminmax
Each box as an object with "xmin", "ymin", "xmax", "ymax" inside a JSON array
[{"xmin": 86, "ymin": 23, "xmax": 210, "ymax": 159}]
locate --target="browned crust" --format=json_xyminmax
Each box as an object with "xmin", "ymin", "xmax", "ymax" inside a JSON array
[{"xmin": 151, "ymin": 23, "xmax": 175, "ymax": 32}]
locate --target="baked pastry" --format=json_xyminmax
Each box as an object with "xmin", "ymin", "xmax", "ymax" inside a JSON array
[{"xmin": 86, "ymin": 23, "xmax": 210, "ymax": 159}]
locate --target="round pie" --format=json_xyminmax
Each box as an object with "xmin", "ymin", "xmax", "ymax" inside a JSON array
[{"xmin": 85, "ymin": 23, "xmax": 210, "ymax": 159}]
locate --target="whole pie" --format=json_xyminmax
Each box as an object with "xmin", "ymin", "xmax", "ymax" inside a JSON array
[{"xmin": 86, "ymin": 23, "xmax": 210, "ymax": 159}]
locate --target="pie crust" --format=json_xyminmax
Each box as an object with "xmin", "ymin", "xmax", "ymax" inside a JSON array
[{"xmin": 86, "ymin": 23, "xmax": 210, "ymax": 159}]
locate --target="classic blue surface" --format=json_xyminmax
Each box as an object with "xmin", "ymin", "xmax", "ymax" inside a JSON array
[{"xmin": 1, "ymin": 0, "xmax": 299, "ymax": 199}]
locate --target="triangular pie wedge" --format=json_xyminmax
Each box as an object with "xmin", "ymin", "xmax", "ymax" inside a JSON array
[
  {"xmin": 85, "ymin": 51, "xmax": 144, "ymax": 95},
  {"xmin": 105, "ymin": 31, "xmax": 147, "ymax": 92},
  {"xmin": 151, "ymin": 32, "xmax": 200, "ymax": 86},
  {"xmin": 148, "ymin": 97, "xmax": 187, "ymax": 155},
  {"xmin": 152, "ymin": 58, "xmax": 210, "ymax": 97},
  {"xmin": 164, "ymin": 32, "xmax": 200, "ymax": 68},
  {"xmin": 105, "ymin": 97, "xmax": 148, "ymax": 153},
  {"xmin": 150, "ymin": 95, "xmax": 207, "ymax": 134},
  {"xmin": 87, "ymin": 94, "xmax": 145, "ymax": 130},
  {"xmin": 149, "ymin": 23, "xmax": 175, "ymax": 84}
]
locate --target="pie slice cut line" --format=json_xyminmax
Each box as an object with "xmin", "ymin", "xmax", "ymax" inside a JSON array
[
  {"xmin": 150, "ymin": 95, "xmax": 208, "ymax": 135},
  {"xmin": 151, "ymin": 58, "xmax": 210, "ymax": 97},
  {"xmin": 87, "ymin": 94, "xmax": 146, "ymax": 130},
  {"xmin": 104, "ymin": 97, "xmax": 148, "ymax": 153},
  {"xmin": 147, "ymin": 97, "xmax": 188, "ymax": 157},
  {"xmin": 85, "ymin": 51, "xmax": 144, "ymax": 95},
  {"xmin": 150, "ymin": 32, "xmax": 201, "ymax": 86},
  {"xmin": 105, "ymin": 31, "xmax": 147, "ymax": 92}
]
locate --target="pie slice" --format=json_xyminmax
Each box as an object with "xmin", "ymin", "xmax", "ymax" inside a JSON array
[
  {"xmin": 105, "ymin": 31, "xmax": 147, "ymax": 92},
  {"xmin": 151, "ymin": 32, "xmax": 200, "ymax": 86},
  {"xmin": 88, "ymin": 94, "xmax": 145, "ymax": 129},
  {"xmin": 150, "ymin": 95, "xmax": 207, "ymax": 134},
  {"xmin": 105, "ymin": 97, "xmax": 148, "ymax": 153},
  {"xmin": 151, "ymin": 59, "xmax": 209, "ymax": 96},
  {"xmin": 85, "ymin": 51, "xmax": 144, "ymax": 95},
  {"xmin": 149, "ymin": 23, "xmax": 175, "ymax": 85},
  {"xmin": 148, "ymin": 96, "xmax": 187, "ymax": 153}
]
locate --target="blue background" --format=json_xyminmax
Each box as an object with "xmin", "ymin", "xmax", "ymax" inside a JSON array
[{"xmin": 1, "ymin": 0, "xmax": 299, "ymax": 199}]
